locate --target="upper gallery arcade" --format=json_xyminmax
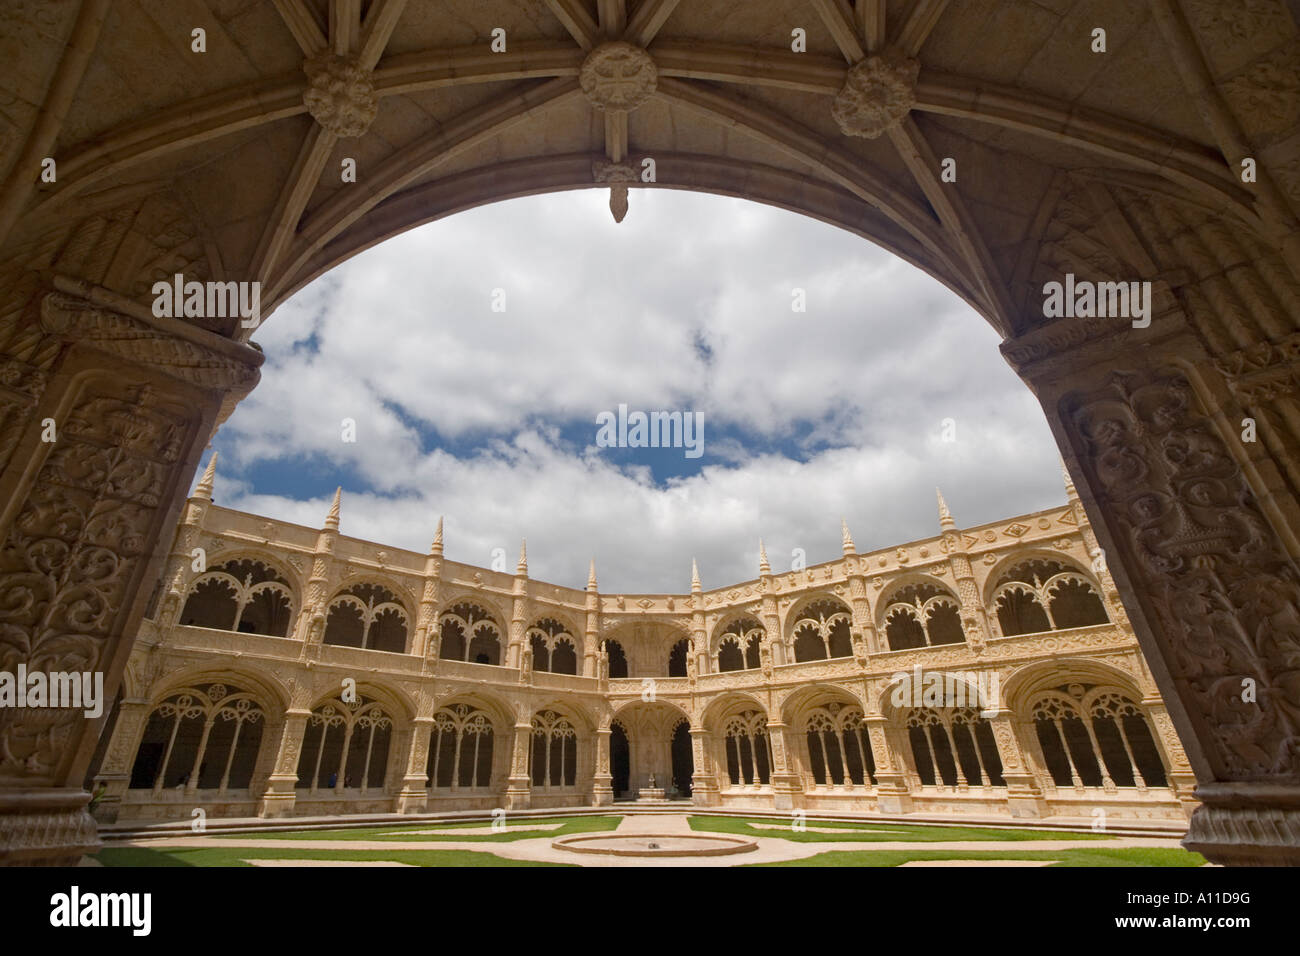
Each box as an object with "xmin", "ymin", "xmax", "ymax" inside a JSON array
[{"xmin": 86, "ymin": 457, "xmax": 1192, "ymax": 826}]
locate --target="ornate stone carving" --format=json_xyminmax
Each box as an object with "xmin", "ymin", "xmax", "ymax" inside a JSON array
[
  {"xmin": 303, "ymin": 53, "xmax": 379, "ymax": 138},
  {"xmin": 40, "ymin": 293, "xmax": 261, "ymax": 392},
  {"xmin": 579, "ymin": 41, "xmax": 657, "ymax": 111},
  {"xmin": 0, "ymin": 380, "xmax": 194, "ymax": 783},
  {"xmin": 1066, "ymin": 368, "xmax": 1300, "ymax": 778},
  {"xmin": 1212, "ymin": 331, "xmax": 1300, "ymax": 404},
  {"xmin": 830, "ymin": 49, "xmax": 919, "ymax": 138}
]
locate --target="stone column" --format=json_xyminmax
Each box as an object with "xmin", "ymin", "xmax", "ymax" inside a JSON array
[
  {"xmin": 689, "ymin": 726, "xmax": 720, "ymax": 806},
  {"xmin": 0, "ymin": 286, "xmax": 259, "ymax": 864},
  {"xmin": 504, "ymin": 718, "xmax": 533, "ymax": 810},
  {"xmin": 506, "ymin": 542, "xmax": 528, "ymax": 669},
  {"xmin": 256, "ymin": 710, "xmax": 309, "ymax": 817},
  {"xmin": 987, "ymin": 710, "xmax": 1045, "ymax": 818},
  {"xmin": 758, "ymin": 559, "xmax": 785, "ymax": 665},
  {"xmin": 1144, "ymin": 698, "xmax": 1198, "ymax": 817},
  {"xmin": 90, "ymin": 697, "xmax": 153, "ymax": 823},
  {"xmin": 298, "ymin": 500, "xmax": 339, "ymax": 649},
  {"xmin": 765, "ymin": 719, "xmax": 803, "ymax": 810},
  {"xmin": 864, "ymin": 716, "xmax": 912, "ymax": 813},
  {"xmin": 1004, "ymin": 288, "xmax": 1300, "ymax": 864},
  {"xmin": 592, "ymin": 714, "xmax": 614, "ymax": 806},
  {"xmin": 394, "ymin": 716, "xmax": 433, "ymax": 813},
  {"xmin": 584, "ymin": 560, "xmax": 600, "ymax": 677},
  {"xmin": 411, "ymin": 521, "xmax": 443, "ymax": 659}
]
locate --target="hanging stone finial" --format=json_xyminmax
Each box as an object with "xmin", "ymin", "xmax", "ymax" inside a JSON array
[
  {"xmin": 517, "ymin": 538, "xmax": 528, "ymax": 575},
  {"xmin": 324, "ymin": 486, "xmax": 342, "ymax": 531},
  {"xmin": 587, "ymin": 559, "xmax": 598, "ymax": 591},
  {"xmin": 691, "ymin": 557, "xmax": 702, "ymax": 592},
  {"xmin": 194, "ymin": 452, "xmax": 218, "ymax": 500},
  {"xmin": 841, "ymin": 518, "xmax": 856, "ymax": 556},
  {"xmin": 937, "ymin": 487, "xmax": 956, "ymax": 531},
  {"xmin": 758, "ymin": 539, "xmax": 770, "ymax": 575},
  {"xmin": 593, "ymin": 160, "xmax": 639, "ymax": 224},
  {"xmin": 431, "ymin": 516, "xmax": 443, "ymax": 555}
]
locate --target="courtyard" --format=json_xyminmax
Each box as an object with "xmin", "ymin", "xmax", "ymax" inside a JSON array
[{"xmin": 92, "ymin": 811, "xmax": 1206, "ymax": 868}]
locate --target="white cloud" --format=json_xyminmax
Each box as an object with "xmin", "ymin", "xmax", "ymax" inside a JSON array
[{"xmin": 211, "ymin": 190, "xmax": 1066, "ymax": 592}]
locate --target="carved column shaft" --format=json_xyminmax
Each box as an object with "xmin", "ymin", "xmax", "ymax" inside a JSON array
[
  {"xmin": 1005, "ymin": 297, "xmax": 1300, "ymax": 863},
  {"xmin": 0, "ymin": 291, "xmax": 260, "ymax": 864}
]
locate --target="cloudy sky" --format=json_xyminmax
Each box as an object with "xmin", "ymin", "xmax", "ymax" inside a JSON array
[{"xmin": 206, "ymin": 188, "xmax": 1067, "ymax": 593}]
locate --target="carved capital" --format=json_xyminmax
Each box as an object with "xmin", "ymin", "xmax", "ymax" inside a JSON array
[{"xmin": 39, "ymin": 293, "xmax": 261, "ymax": 393}]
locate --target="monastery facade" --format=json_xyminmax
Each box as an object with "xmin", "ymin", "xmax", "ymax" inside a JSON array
[{"xmin": 90, "ymin": 457, "xmax": 1195, "ymax": 825}]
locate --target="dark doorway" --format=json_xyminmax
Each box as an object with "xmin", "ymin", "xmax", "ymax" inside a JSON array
[
  {"xmin": 670, "ymin": 720, "xmax": 693, "ymax": 797},
  {"xmin": 611, "ymin": 722, "xmax": 630, "ymax": 798}
]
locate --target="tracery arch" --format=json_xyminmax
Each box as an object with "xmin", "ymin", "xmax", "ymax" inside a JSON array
[
  {"xmin": 439, "ymin": 602, "xmax": 503, "ymax": 665},
  {"xmin": 179, "ymin": 557, "xmax": 295, "ymax": 636},
  {"xmin": 324, "ymin": 582, "xmax": 410, "ymax": 652},
  {"xmin": 789, "ymin": 597, "xmax": 853, "ymax": 662},
  {"xmin": 296, "ymin": 696, "xmax": 394, "ymax": 793},
  {"xmin": 128, "ymin": 682, "xmax": 266, "ymax": 792},
  {"xmin": 905, "ymin": 707, "xmax": 1003, "ymax": 788},
  {"xmin": 715, "ymin": 617, "xmax": 764, "ymax": 672},
  {"xmin": 530, "ymin": 709, "xmax": 578, "ymax": 788},
  {"xmin": 1029, "ymin": 684, "xmax": 1166, "ymax": 790},
  {"xmin": 427, "ymin": 703, "xmax": 496, "ymax": 790},
  {"xmin": 801, "ymin": 703, "xmax": 876, "ymax": 787},
  {"xmin": 527, "ymin": 618, "xmax": 580, "ymax": 674},
  {"xmin": 722, "ymin": 709, "xmax": 772, "ymax": 786},
  {"xmin": 992, "ymin": 558, "xmax": 1108, "ymax": 637},
  {"xmin": 881, "ymin": 581, "xmax": 964, "ymax": 650}
]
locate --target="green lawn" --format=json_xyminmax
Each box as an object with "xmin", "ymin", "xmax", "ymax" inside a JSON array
[
  {"xmin": 750, "ymin": 847, "xmax": 1205, "ymax": 867},
  {"xmin": 91, "ymin": 812, "xmax": 1203, "ymax": 867},
  {"xmin": 688, "ymin": 815, "xmax": 1110, "ymax": 843},
  {"xmin": 94, "ymin": 845, "xmax": 569, "ymax": 867},
  {"xmin": 209, "ymin": 814, "xmax": 621, "ymax": 842}
]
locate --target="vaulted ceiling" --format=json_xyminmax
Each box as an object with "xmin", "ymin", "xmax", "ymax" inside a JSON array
[{"xmin": 1, "ymin": 0, "xmax": 1296, "ymax": 344}]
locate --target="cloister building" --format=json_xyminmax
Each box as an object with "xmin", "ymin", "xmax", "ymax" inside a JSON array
[{"xmin": 88, "ymin": 457, "xmax": 1195, "ymax": 824}]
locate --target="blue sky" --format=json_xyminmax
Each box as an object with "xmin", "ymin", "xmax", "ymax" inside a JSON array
[{"xmin": 206, "ymin": 188, "xmax": 1066, "ymax": 592}]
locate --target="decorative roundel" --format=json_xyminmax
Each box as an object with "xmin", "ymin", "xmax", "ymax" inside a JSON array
[{"xmin": 580, "ymin": 41, "xmax": 658, "ymax": 111}]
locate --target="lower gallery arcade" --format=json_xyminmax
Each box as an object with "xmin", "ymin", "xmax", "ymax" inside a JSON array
[{"xmin": 88, "ymin": 466, "xmax": 1195, "ymax": 824}]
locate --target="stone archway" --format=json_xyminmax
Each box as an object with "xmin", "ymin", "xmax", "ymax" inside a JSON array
[{"xmin": 0, "ymin": 0, "xmax": 1297, "ymax": 865}]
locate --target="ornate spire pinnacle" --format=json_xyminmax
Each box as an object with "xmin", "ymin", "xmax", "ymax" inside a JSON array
[
  {"xmin": 587, "ymin": 559, "xmax": 598, "ymax": 591},
  {"xmin": 1062, "ymin": 459, "xmax": 1078, "ymax": 499},
  {"xmin": 324, "ymin": 486, "xmax": 342, "ymax": 531},
  {"xmin": 758, "ymin": 539, "xmax": 770, "ymax": 575},
  {"xmin": 936, "ymin": 487, "xmax": 956, "ymax": 531},
  {"xmin": 194, "ymin": 452, "xmax": 217, "ymax": 500},
  {"xmin": 841, "ymin": 517, "xmax": 856, "ymax": 555},
  {"xmin": 430, "ymin": 516, "xmax": 443, "ymax": 555},
  {"xmin": 691, "ymin": 557, "xmax": 702, "ymax": 592},
  {"xmin": 517, "ymin": 538, "xmax": 528, "ymax": 575}
]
